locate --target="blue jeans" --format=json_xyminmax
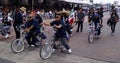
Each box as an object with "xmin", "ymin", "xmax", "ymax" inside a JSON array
[
  {"xmin": 25, "ymin": 31, "xmax": 40, "ymax": 45},
  {"xmin": 110, "ymin": 22, "xmax": 117, "ymax": 33},
  {"xmin": 94, "ymin": 22, "xmax": 101, "ymax": 35},
  {"xmin": 53, "ymin": 36, "xmax": 70, "ymax": 50}
]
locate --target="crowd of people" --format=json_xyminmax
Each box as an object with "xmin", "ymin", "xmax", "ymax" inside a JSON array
[{"xmin": 0, "ymin": 5, "xmax": 119, "ymax": 54}]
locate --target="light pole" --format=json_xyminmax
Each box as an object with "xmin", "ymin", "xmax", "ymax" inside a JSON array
[{"xmin": 32, "ymin": 0, "xmax": 34, "ymax": 10}]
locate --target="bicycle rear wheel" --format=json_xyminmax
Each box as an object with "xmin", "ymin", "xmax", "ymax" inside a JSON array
[
  {"xmin": 88, "ymin": 31, "xmax": 94, "ymax": 43},
  {"xmin": 11, "ymin": 39, "xmax": 25, "ymax": 53},
  {"xmin": 40, "ymin": 44, "xmax": 53, "ymax": 60}
]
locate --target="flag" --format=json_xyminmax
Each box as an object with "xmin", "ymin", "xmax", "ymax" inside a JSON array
[{"xmin": 68, "ymin": 9, "xmax": 75, "ymax": 26}]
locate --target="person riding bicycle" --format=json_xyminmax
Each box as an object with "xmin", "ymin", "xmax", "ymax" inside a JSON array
[
  {"xmin": 61, "ymin": 13, "xmax": 72, "ymax": 42},
  {"xmin": 35, "ymin": 11, "xmax": 46, "ymax": 39},
  {"xmin": 90, "ymin": 9, "xmax": 102, "ymax": 37},
  {"xmin": 43, "ymin": 14, "xmax": 72, "ymax": 53},
  {"xmin": 97, "ymin": 8, "xmax": 104, "ymax": 27},
  {"xmin": 1, "ymin": 13, "xmax": 13, "ymax": 38},
  {"xmin": 24, "ymin": 14, "xmax": 40, "ymax": 47}
]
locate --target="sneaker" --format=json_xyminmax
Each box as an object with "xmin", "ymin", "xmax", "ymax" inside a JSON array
[
  {"xmin": 8, "ymin": 34, "xmax": 12, "ymax": 38},
  {"xmin": 33, "ymin": 43, "xmax": 38, "ymax": 47},
  {"xmin": 111, "ymin": 32, "xmax": 114, "ymax": 36},
  {"xmin": 29, "ymin": 44, "xmax": 38, "ymax": 47},
  {"xmin": 5, "ymin": 34, "xmax": 9, "ymax": 39},
  {"xmin": 68, "ymin": 48, "xmax": 72, "ymax": 54},
  {"xmin": 70, "ymin": 34, "xmax": 72, "ymax": 37},
  {"xmin": 52, "ymin": 49, "xmax": 55, "ymax": 52}
]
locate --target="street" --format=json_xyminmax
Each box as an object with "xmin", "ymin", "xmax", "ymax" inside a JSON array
[{"xmin": 0, "ymin": 11, "xmax": 120, "ymax": 63}]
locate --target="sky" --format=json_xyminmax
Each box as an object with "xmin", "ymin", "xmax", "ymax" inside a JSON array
[{"xmin": 93, "ymin": 0, "xmax": 120, "ymax": 5}]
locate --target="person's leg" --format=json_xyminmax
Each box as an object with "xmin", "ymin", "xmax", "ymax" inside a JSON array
[
  {"xmin": 111, "ymin": 23, "xmax": 114, "ymax": 33},
  {"xmin": 66, "ymin": 25, "xmax": 72, "ymax": 34},
  {"xmin": 31, "ymin": 31, "xmax": 40, "ymax": 47},
  {"xmin": 97, "ymin": 27, "xmax": 101, "ymax": 35},
  {"xmin": 13, "ymin": 25, "xmax": 20, "ymax": 39},
  {"xmin": 41, "ymin": 33, "xmax": 47, "ymax": 39},
  {"xmin": 113, "ymin": 22, "xmax": 117, "ymax": 33},
  {"xmin": 2, "ymin": 26, "xmax": 8, "ymax": 36},
  {"xmin": 7, "ymin": 25, "xmax": 11, "ymax": 35},
  {"xmin": 76, "ymin": 22, "xmax": 80, "ymax": 32},
  {"xmin": 53, "ymin": 36, "xmax": 59, "ymax": 49},
  {"xmin": 31, "ymin": 31, "xmax": 40, "ymax": 44},
  {"xmin": 94, "ymin": 22, "xmax": 97, "ymax": 30},
  {"xmin": 60, "ymin": 37, "xmax": 70, "ymax": 50},
  {"xmin": 25, "ymin": 33, "xmax": 32, "ymax": 46},
  {"xmin": 101, "ymin": 17, "xmax": 103, "ymax": 24},
  {"xmin": 80, "ymin": 21, "xmax": 83, "ymax": 32}
]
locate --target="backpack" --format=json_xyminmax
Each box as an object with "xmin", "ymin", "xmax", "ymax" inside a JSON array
[{"xmin": 107, "ymin": 18, "xmax": 112, "ymax": 26}]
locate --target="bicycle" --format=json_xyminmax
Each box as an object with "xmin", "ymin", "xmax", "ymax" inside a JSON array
[
  {"xmin": 88, "ymin": 22, "xmax": 101, "ymax": 43},
  {"xmin": 11, "ymin": 25, "xmax": 43, "ymax": 53},
  {"xmin": 39, "ymin": 27, "xmax": 66, "ymax": 60}
]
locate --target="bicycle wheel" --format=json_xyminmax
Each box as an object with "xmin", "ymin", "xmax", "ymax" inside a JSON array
[
  {"xmin": 88, "ymin": 31, "xmax": 94, "ymax": 43},
  {"xmin": 11, "ymin": 39, "xmax": 25, "ymax": 53},
  {"xmin": 40, "ymin": 44, "xmax": 53, "ymax": 60}
]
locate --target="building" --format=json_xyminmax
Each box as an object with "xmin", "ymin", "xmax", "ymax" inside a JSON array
[{"xmin": 0, "ymin": 0, "xmax": 91, "ymax": 10}]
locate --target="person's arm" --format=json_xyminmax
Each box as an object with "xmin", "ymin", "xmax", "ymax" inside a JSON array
[
  {"xmin": 43, "ymin": 22, "xmax": 51, "ymax": 26},
  {"xmin": 54, "ymin": 24, "xmax": 62, "ymax": 29},
  {"xmin": 24, "ymin": 25, "xmax": 33, "ymax": 32},
  {"xmin": 83, "ymin": 13, "xmax": 85, "ymax": 21},
  {"xmin": 99, "ymin": 17, "xmax": 102, "ymax": 24}
]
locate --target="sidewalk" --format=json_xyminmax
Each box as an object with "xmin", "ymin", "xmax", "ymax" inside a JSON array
[{"xmin": 0, "ymin": 42, "xmax": 111, "ymax": 63}]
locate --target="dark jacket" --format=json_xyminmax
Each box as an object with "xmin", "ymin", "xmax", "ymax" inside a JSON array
[{"xmin": 13, "ymin": 11, "xmax": 23, "ymax": 25}]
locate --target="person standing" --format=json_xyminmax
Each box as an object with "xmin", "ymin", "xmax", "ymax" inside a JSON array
[
  {"xmin": 107, "ymin": 9, "xmax": 119, "ymax": 35},
  {"xmin": 76, "ymin": 8, "xmax": 85, "ymax": 32},
  {"xmin": 13, "ymin": 8, "xmax": 23, "ymax": 39}
]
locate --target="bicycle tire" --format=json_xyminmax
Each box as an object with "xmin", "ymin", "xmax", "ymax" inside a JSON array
[
  {"xmin": 88, "ymin": 31, "xmax": 94, "ymax": 43},
  {"xmin": 11, "ymin": 39, "xmax": 25, "ymax": 53},
  {"xmin": 39, "ymin": 44, "xmax": 53, "ymax": 60}
]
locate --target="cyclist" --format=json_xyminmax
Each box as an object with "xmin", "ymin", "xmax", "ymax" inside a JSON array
[
  {"xmin": 43, "ymin": 14, "xmax": 72, "ymax": 53},
  {"xmin": 88, "ymin": 7, "xmax": 94, "ymax": 23},
  {"xmin": 61, "ymin": 13, "xmax": 72, "ymax": 42},
  {"xmin": 89, "ymin": 9, "xmax": 102, "ymax": 37},
  {"xmin": 24, "ymin": 14, "xmax": 40, "ymax": 47},
  {"xmin": 1, "ymin": 13, "xmax": 13, "ymax": 38},
  {"xmin": 97, "ymin": 8, "xmax": 104, "ymax": 26},
  {"xmin": 35, "ymin": 11, "xmax": 46, "ymax": 39}
]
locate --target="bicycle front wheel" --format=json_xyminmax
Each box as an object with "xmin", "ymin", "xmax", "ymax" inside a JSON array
[
  {"xmin": 40, "ymin": 44, "xmax": 53, "ymax": 60},
  {"xmin": 11, "ymin": 39, "xmax": 25, "ymax": 53},
  {"xmin": 88, "ymin": 31, "xmax": 94, "ymax": 43}
]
